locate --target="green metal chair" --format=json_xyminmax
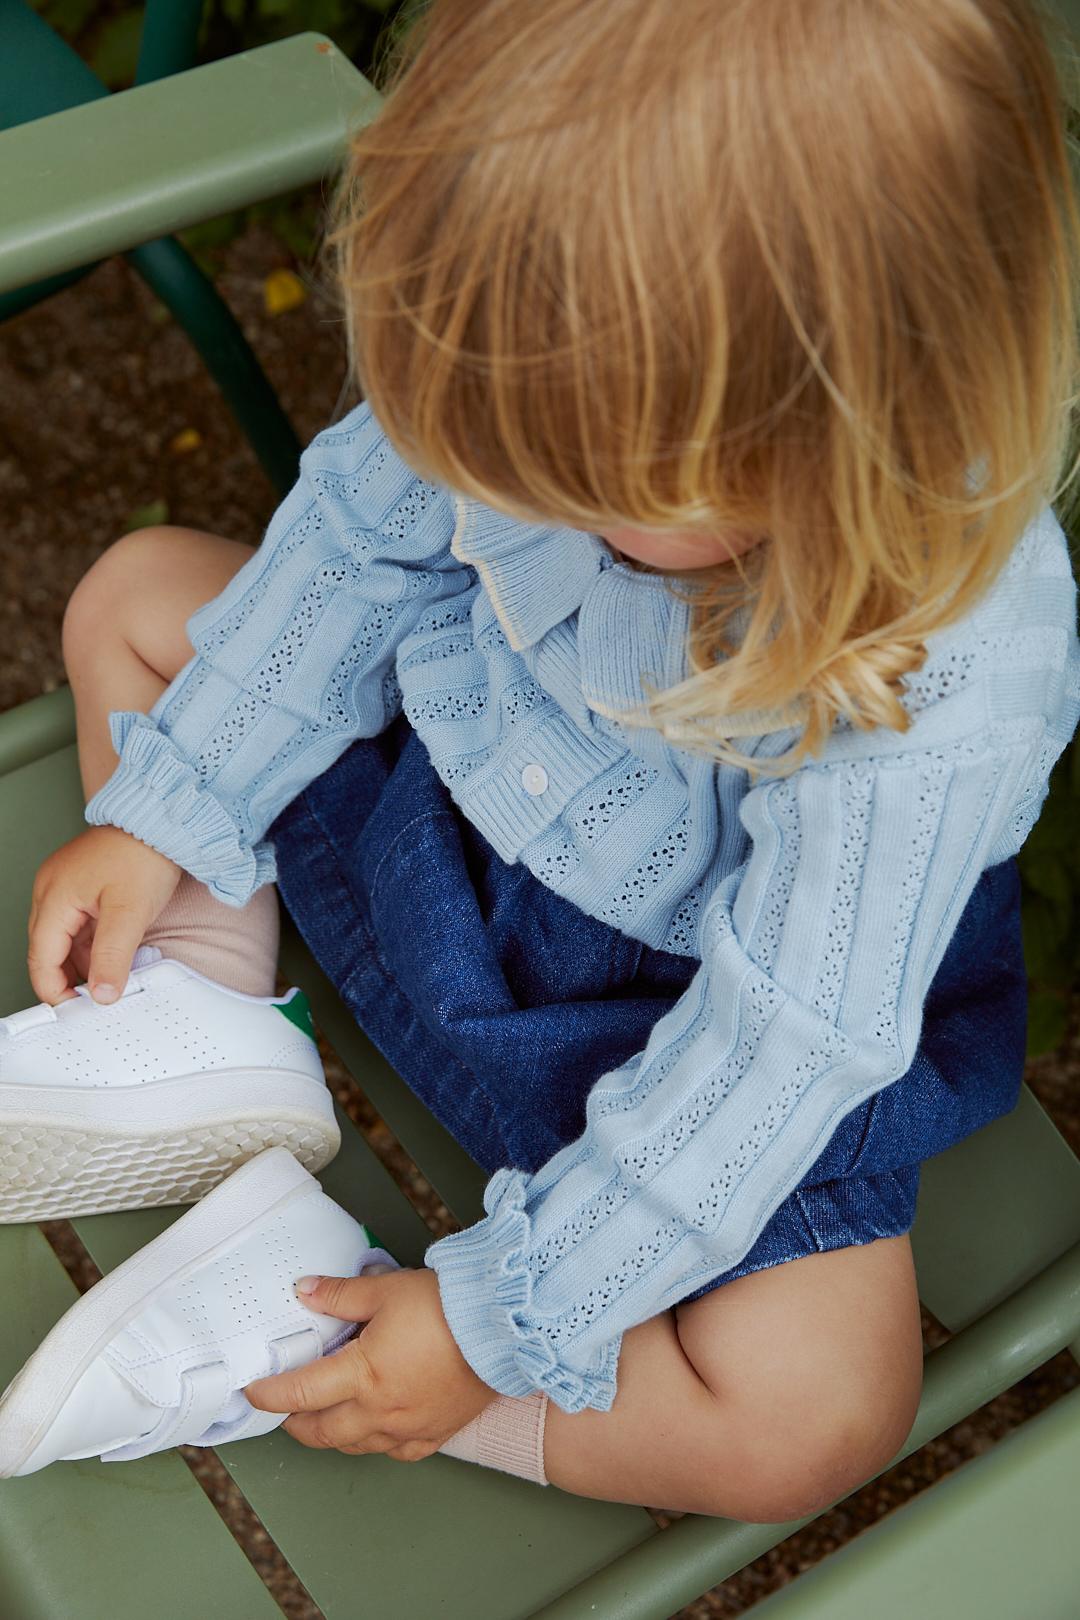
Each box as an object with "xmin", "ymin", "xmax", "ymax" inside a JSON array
[
  {"xmin": 0, "ymin": 0, "xmax": 301, "ymax": 494},
  {"xmin": 1, "ymin": 27, "xmax": 1080, "ymax": 1620}
]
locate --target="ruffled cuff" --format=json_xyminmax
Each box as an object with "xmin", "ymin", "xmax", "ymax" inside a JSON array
[
  {"xmin": 84, "ymin": 711, "xmax": 277, "ymax": 907},
  {"xmin": 424, "ymin": 1166, "xmax": 621, "ymax": 1414}
]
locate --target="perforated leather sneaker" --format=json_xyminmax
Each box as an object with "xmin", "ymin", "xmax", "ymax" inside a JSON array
[
  {"xmin": 0, "ymin": 1148, "xmax": 397, "ymax": 1476},
  {"xmin": 0, "ymin": 946, "xmax": 340, "ymax": 1222}
]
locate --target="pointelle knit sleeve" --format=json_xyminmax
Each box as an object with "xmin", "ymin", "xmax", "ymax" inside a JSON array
[
  {"xmin": 425, "ymin": 673, "xmax": 1075, "ymax": 1413},
  {"xmin": 84, "ymin": 403, "xmax": 472, "ymax": 904}
]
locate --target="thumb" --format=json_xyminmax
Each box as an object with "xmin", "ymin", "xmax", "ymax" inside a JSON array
[
  {"xmin": 295, "ymin": 1271, "xmax": 393, "ymax": 1322},
  {"xmin": 88, "ymin": 888, "xmax": 149, "ymax": 1004}
]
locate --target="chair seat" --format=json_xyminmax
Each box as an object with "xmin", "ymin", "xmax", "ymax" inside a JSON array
[
  {"xmin": 3, "ymin": 697, "xmax": 1080, "ymax": 1618},
  {"xmin": 749, "ymin": 1385, "xmax": 1080, "ymax": 1619}
]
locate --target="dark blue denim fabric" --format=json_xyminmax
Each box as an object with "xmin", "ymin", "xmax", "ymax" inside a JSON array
[{"xmin": 268, "ymin": 715, "xmax": 1028, "ymax": 1302}]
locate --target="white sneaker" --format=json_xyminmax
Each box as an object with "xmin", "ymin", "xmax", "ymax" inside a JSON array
[
  {"xmin": 0, "ymin": 1147, "xmax": 397, "ymax": 1476},
  {"xmin": 0, "ymin": 946, "xmax": 340, "ymax": 1222}
]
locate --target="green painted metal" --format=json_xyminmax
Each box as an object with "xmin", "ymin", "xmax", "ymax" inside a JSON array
[
  {"xmin": 0, "ymin": 1218, "xmax": 284, "ymax": 1619},
  {"xmin": 0, "ymin": 34, "xmax": 382, "ymax": 296},
  {"xmin": 749, "ymin": 1386, "xmax": 1080, "ymax": 1618},
  {"xmin": 136, "ymin": 0, "xmax": 204, "ymax": 86},
  {"xmin": 913, "ymin": 1087, "xmax": 1080, "ymax": 1330},
  {"xmin": 126, "ymin": 233, "xmax": 303, "ymax": 493},
  {"xmin": 0, "ymin": 686, "xmax": 75, "ymax": 778},
  {"xmin": 0, "ymin": 5, "xmax": 109, "ymax": 326},
  {"xmin": 0, "ymin": 0, "xmax": 107, "ymax": 127}
]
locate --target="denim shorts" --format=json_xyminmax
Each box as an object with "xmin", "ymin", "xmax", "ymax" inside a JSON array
[{"xmin": 268, "ymin": 714, "xmax": 1028, "ymax": 1305}]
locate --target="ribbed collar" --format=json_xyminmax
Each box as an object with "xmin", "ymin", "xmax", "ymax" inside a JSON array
[
  {"xmin": 449, "ymin": 494, "xmax": 802, "ymax": 740},
  {"xmin": 450, "ymin": 495, "xmax": 697, "ymax": 716},
  {"xmin": 450, "ymin": 496, "xmax": 613, "ymax": 652}
]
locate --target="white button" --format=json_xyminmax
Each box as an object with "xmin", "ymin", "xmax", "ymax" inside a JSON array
[{"xmin": 521, "ymin": 763, "xmax": 549, "ymax": 796}]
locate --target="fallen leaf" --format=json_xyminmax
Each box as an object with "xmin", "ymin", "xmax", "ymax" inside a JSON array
[
  {"xmin": 263, "ymin": 268, "xmax": 307, "ymax": 316},
  {"xmin": 124, "ymin": 499, "xmax": 169, "ymax": 533},
  {"xmin": 169, "ymin": 428, "xmax": 203, "ymax": 455}
]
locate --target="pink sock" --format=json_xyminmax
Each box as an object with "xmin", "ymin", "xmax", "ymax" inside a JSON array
[
  {"xmin": 439, "ymin": 1391, "xmax": 550, "ymax": 1485},
  {"xmin": 140, "ymin": 872, "xmax": 280, "ymax": 997}
]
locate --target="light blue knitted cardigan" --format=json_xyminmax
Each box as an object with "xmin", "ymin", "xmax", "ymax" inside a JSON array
[{"xmin": 86, "ymin": 401, "xmax": 1080, "ymax": 1414}]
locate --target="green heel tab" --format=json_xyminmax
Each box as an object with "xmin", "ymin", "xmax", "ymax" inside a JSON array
[{"xmin": 275, "ymin": 989, "xmax": 317, "ymax": 1042}]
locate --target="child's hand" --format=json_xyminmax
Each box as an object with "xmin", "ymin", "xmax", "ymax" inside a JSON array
[
  {"xmin": 28, "ymin": 826, "xmax": 182, "ymax": 1005},
  {"xmin": 245, "ymin": 1267, "xmax": 495, "ymax": 1461}
]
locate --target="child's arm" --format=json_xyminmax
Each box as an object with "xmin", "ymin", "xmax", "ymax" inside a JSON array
[
  {"xmin": 425, "ymin": 656, "xmax": 1077, "ymax": 1415},
  {"xmin": 83, "ymin": 402, "xmax": 473, "ymax": 904}
]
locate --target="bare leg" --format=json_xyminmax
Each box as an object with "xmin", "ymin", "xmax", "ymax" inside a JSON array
[
  {"xmin": 537, "ymin": 1235, "xmax": 922, "ymax": 1520},
  {"xmin": 60, "ymin": 526, "xmax": 279, "ymax": 995},
  {"xmin": 62, "ymin": 525, "xmax": 257, "ymax": 800}
]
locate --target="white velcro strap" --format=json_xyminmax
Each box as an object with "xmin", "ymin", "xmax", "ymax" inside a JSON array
[
  {"xmin": 73, "ymin": 974, "xmax": 145, "ymax": 1006},
  {"xmin": 0, "ymin": 1002, "xmax": 59, "ymax": 1037},
  {"xmin": 101, "ymin": 1360, "xmax": 233, "ymax": 1463},
  {"xmin": 190, "ymin": 1327, "xmax": 325, "ymax": 1450},
  {"xmin": 269, "ymin": 1326, "xmax": 323, "ymax": 1374}
]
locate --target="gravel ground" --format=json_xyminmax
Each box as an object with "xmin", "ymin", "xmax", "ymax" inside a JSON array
[{"xmin": 3, "ymin": 235, "xmax": 1079, "ymax": 1619}]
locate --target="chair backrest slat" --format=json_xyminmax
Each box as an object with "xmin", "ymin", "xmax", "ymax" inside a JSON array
[{"xmin": 0, "ymin": 34, "xmax": 380, "ymax": 296}]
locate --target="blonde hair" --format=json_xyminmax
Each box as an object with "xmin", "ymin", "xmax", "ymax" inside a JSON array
[{"xmin": 327, "ymin": 0, "xmax": 1080, "ymax": 772}]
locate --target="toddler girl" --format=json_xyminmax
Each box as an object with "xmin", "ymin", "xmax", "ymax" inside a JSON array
[{"xmin": 19, "ymin": 0, "xmax": 1080, "ymax": 1517}]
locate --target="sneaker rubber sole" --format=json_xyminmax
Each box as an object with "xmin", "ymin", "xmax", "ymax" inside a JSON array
[
  {"xmin": 0, "ymin": 1069, "xmax": 340, "ymax": 1223},
  {"xmin": 0, "ymin": 1148, "xmax": 325, "ymax": 1477}
]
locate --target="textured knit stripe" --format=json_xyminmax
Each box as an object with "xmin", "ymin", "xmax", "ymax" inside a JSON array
[{"xmin": 83, "ymin": 399, "xmax": 1080, "ymax": 1412}]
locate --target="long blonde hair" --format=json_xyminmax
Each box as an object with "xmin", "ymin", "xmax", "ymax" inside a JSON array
[{"xmin": 327, "ymin": 0, "xmax": 1080, "ymax": 771}]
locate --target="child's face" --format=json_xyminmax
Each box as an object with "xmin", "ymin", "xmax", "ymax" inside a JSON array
[{"xmin": 598, "ymin": 526, "xmax": 764, "ymax": 571}]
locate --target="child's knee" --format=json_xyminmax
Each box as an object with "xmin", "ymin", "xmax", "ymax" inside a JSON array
[
  {"xmin": 62, "ymin": 526, "xmax": 178, "ymax": 663},
  {"xmin": 707, "ymin": 1359, "xmax": 922, "ymax": 1522},
  {"xmin": 674, "ymin": 1239, "xmax": 923, "ymax": 1520},
  {"xmin": 62, "ymin": 526, "xmax": 250, "ymax": 681}
]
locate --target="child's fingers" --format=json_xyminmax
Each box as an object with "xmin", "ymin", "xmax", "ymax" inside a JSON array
[
  {"xmin": 295, "ymin": 1271, "xmax": 391, "ymax": 1323},
  {"xmin": 245, "ymin": 1340, "xmax": 375, "ymax": 1415},
  {"xmin": 384, "ymin": 1438, "xmax": 441, "ymax": 1463},
  {"xmin": 280, "ymin": 1402, "xmax": 385, "ymax": 1452},
  {"xmin": 87, "ymin": 885, "xmax": 148, "ymax": 1004},
  {"xmin": 27, "ymin": 896, "xmax": 87, "ymax": 1004},
  {"xmin": 281, "ymin": 1404, "xmax": 440, "ymax": 1459},
  {"xmin": 69, "ymin": 919, "xmax": 94, "ymax": 982}
]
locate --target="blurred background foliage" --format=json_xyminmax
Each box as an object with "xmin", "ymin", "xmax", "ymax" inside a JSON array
[
  {"xmin": 25, "ymin": 0, "xmax": 1080, "ymax": 1055},
  {"xmin": 1021, "ymin": 738, "xmax": 1079, "ymax": 1053},
  {"xmin": 31, "ymin": 0, "xmax": 411, "ymax": 81}
]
